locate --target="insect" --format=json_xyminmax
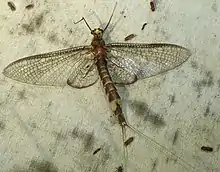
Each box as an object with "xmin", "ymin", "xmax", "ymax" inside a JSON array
[
  {"xmin": 124, "ymin": 34, "xmax": 137, "ymax": 41},
  {"xmin": 8, "ymin": 1, "xmax": 16, "ymax": 11},
  {"xmin": 201, "ymin": 146, "xmax": 213, "ymax": 152},
  {"xmin": 124, "ymin": 137, "xmax": 134, "ymax": 146},
  {"xmin": 3, "ymin": 2, "xmax": 193, "ymax": 172}
]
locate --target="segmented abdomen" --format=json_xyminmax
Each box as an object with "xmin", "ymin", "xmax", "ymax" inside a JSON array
[{"xmin": 96, "ymin": 58, "xmax": 120, "ymax": 103}]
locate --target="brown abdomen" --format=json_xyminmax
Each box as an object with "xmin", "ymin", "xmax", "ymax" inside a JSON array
[{"xmin": 96, "ymin": 58, "xmax": 120, "ymax": 102}]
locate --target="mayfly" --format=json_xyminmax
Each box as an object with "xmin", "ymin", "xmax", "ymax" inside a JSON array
[{"xmin": 3, "ymin": 3, "xmax": 193, "ymax": 172}]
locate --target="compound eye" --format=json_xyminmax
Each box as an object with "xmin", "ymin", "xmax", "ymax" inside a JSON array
[{"xmin": 98, "ymin": 28, "xmax": 104, "ymax": 33}]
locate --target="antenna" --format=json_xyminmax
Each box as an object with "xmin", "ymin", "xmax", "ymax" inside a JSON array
[
  {"xmin": 74, "ymin": 2, "xmax": 117, "ymax": 32},
  {"xmin": 74, "ymin": 17, "xmax": 92, "ymax": 31},
  {"xmin": 104, "ymin": 2, "xmax": 117, "ymax": 32}
]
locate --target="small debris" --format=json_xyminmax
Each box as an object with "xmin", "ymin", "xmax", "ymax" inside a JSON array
[
  {"xmin": 152, "ymin": 159, "xmax": 158, "ymax": 171},
  {"xmin": 169, "ymin": 94, "xmax": 176, "ymax": 106},
  {"xmin": 150, "ymin": 1, "xmax": 155, "ymax": 12},
  {"xmin": 124, "ymin": 34, "xmax": 137, "ymax": 41},
  {"xmin": 116, "ymin": 165, "xmax": 123, "ymax": 172},
  {"xmin": 93, "ymin": 148, "xmax": 102, "ymax": 155},
  {"xmin": 25, "ymin": 4, "xmax": 34, "ymax": 10},
  {"xmin": 201, "ymin": 146, "xmax": 213, "ymax": 152},
  {"xmin": 124, "ymin": 137, "xmax": 134, "ymax": 146},
  {"xmin": 172, "ymin": 129, "xmax": 179, "ymax": 145},
  {"xmin": 141, "ymin": 23, "xmax": 147, "ymax": 30},
  {"xmin": 8, "ymin": 1, "xmax": 16, "ymax": 11}
]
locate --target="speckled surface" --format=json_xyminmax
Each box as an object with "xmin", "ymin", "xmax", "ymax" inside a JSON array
[{"xmin": 0, "ymin": 0, "xmax": 219, "ymax": 172}]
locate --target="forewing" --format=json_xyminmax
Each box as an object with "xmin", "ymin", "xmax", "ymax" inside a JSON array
[
  {"xmin": 3, "ymin": 46, "xmax": 99, "ymax": 88},
  {"xmin": 106, "ymin": 43, "xmax": 191, "ymax": 81}
]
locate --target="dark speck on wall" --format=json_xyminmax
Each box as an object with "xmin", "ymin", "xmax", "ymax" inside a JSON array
[
  {"xmin": 0, "ymin": 121, "xmax": 6, "ymax": 131},
  {"xmin": 151, "ymin": 159, "xmax": 157, "ymax": 171},
  {"xmin": 192, "ymin": 70, "xmax": 214, "ymax": 98},
  {"xmin": 21, "ymin": 13, "xmax": 44, "ymax": 34},
  {"xmin": 172, "ymin": 129, "xmax": 179, "ymax": 145},
  {"xmin": 7, "ymin": 160, "xmax": 58, "ymax": 172},
  {"xmin": 8, "ymin": 1, "xmax": 16, "ymax": 11},
  {"xmin": 83, "ymin": 132, "xmax": 95, "ymax": 152},
  {"xmin": 28, "ymin": 160, "xmax": 58, "ymax": 172},
  {"xmin": 204, "ymin": 103, "xmax": 211, "ymax": 117},
  {"xmin": 169, "ymin": 94, "xmax": 176, "ymax": 106},
  {"xmin": 25, "ymin": 4, "xmax": 34, "ymax": 10},
  {"xmin": 17, "ymin": 89, "xmax": 26, "ymax": 100},
  {"xmin": 190, "ymin": 60, "xmax": 198, "ymax": 69}
]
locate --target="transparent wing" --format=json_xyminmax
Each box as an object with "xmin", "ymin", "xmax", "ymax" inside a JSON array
[
  {"xmin": 107, "ymin": 55, "xmax": 137, "ymax": 85},
  {"xmin": 3, "ymin": 46, "xmax": 99, "ymax": 88},
  {"xmin": 106, "ymin": 43, "xmax": 191, "ymax": 84}
]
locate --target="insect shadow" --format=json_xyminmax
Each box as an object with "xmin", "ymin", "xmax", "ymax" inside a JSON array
[
  {"xmin": 7, "ymin": 159, "xmax": 58, "ymax": 172},
  {"xmin": 127, "ymin": 99, "xmax": 166, "ymax": 128}
]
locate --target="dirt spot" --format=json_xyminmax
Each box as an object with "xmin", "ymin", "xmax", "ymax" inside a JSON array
[
  {"xmin": 7, "ymin": 160, "xmax": 58, "ymax": 172},
  {"xmin": 151, "ymin": 159, "xmax": 157, "ymax": 171},
  {"xmin": 211, "ymin": 1, "xmax": 218, "ymax": 12},
  {"xmin": 52, "ymin": 131, "xmax": 67, "ymax": 141},
  {"xmin": 71, "ymin": 127, "xmax": 81, "ymax": 139},
  {"xmin": 0, "ymin": 121, "xmax": 6, "ymax": 131},
  {"xmin": 204, "ymin": 103, "xmax": 211, "ymax": 117},
  {"xmin": 17, "ymin": 89, "xmax": 26, "ymax": 100},
  {"xmin": 21, "ymin": 13, "xmax": 44, "ymax": 34},
  {"xmin": 115, "ymin": 165, "xmax": 123, "ymax": 172},
  {"xmin": 83, "ymin": 132, "xmax": 95, "ymax": 152},
  {"xmin": 7, "ymin": 165, "xmax": 28, "ymax": 172},
  {"xmin": 28, "ymin": 160, "xmax": 58, "ymax": 172},
  {"xmin": 48, "ymin": 32, "xmax": 59, "ymax": 43},
  {"xmin": 172, "ymin": 129, "xmax": 179, "ymax": 145},
  {"xmin": 192, "ymin": 70, "xmax": 214, "ymax": 98},
  {"xmin": 217, "ymin": 79, "xmax": 220, "ymax": 88},
  {"xmin": 169, "ymin": 94, "xmax": 176, "ymax": 106},
  {"xmin": 190, "ymin": 60, "xmax": 199, "ymax": 69}
]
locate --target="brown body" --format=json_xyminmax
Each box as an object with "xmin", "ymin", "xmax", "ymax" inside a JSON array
[{"xmin": 91, "ymin": 28, "xmax": 127, "ymax": 127}]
